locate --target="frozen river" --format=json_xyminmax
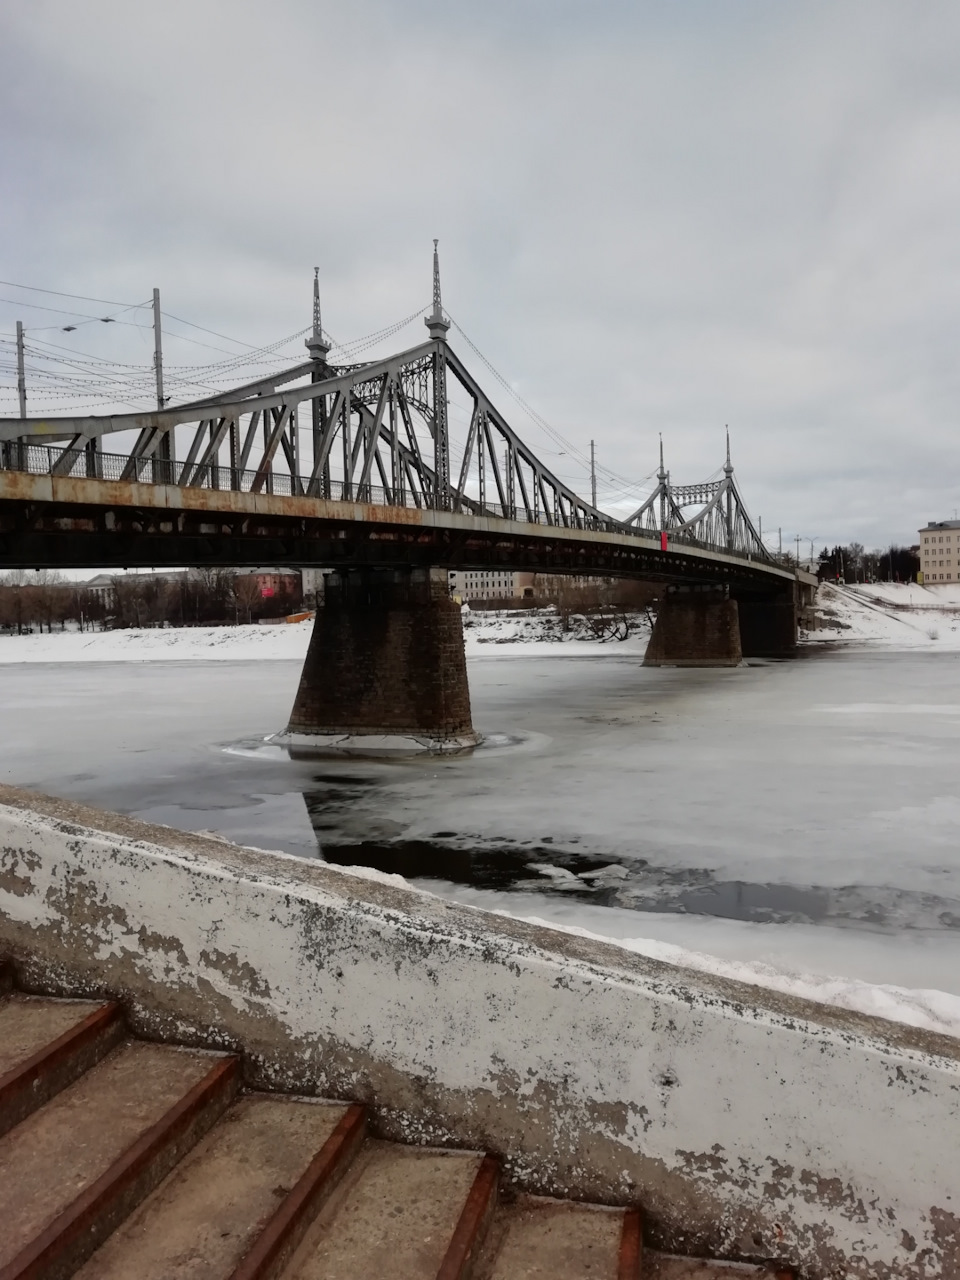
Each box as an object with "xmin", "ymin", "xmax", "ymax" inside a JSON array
[{"xmin": 3, "ymin": 638, "xmax": 960, "ymax": 1031}]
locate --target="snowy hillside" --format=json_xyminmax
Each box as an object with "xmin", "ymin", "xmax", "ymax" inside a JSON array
[{"xmin": 811, "ymin": 582, "xmax": 960, "ymax": 649}]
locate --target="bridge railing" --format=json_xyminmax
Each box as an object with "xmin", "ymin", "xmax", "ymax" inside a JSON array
[{"xmin": 0, "ymin": 441, "xmax": 772, "ymax": 566}]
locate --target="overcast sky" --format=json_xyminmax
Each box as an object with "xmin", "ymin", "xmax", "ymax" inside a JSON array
[{"xmin": 3, "ymin": 0, "xmax": 960, "ymax": 550}]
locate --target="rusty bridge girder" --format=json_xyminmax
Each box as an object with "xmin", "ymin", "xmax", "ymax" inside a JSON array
[
  {"xmin": 0, "ymin": 348, "xmax": 774, "ymax": 565},
  {"xmin": 0, "ymin": 265, "xmax": 786, "ymax": 588}
]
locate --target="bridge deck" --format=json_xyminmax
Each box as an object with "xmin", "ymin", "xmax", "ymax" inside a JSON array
[{"xmin": 0, "ymin": 469, "xmax": 809, "ymax": 593}]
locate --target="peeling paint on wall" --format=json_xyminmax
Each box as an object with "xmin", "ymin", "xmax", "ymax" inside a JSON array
[{"xmin": 0, "ymin": 786, "xmax": 957, "ymax": 1279}]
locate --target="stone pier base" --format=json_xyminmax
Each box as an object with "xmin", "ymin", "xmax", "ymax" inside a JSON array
[
  {"xmin": 643, "ymin": 586, "xmax": 742, "ymax": 667},
  {"xmin": 735, "ymin": 591, "xmax": 798, "ymax": 659},
  {"xmin": 283, "ymin": 567, "xmax": 477, "ymax": 755}
]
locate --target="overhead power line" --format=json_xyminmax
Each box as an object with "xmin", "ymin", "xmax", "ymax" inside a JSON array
[
  {"xmin": 0, "ymin": 280, "xmax": 143, "ymax": 308},
  {"xmin": 446, "ymin": 314, "xmax": 649, "ymax": 493},
  {"xmin": 0, "ymin": 296, "xmax": 149, "ymax": 328}
]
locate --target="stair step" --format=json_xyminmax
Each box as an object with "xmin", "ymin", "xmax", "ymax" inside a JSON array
[
  {"xmin": 0, "ymin": 995, "xmax": 123, "ymax": 1138},
  {"xmin": 282, "ymin": 1142, "xmax": 486, "ymax": 1280},
  {"xmin": 0, "ymin": 994, "xmax": 116, "ymax": 1077},
  {"xmin": 0, "ymin": 1040, "xmax": 237, "ymax": 1279},
  {"xmin": 481, "ymin": 1195, "xmax": 629, "ymax": 1279},
  {"xmin": 230, "ymin": 1103, "xmax": 366, "ymax": 1280},
  {"xmin": 76, "ymin": 1096, "xmax": 358, "ymax": 1280},
  {"xmin": 436, "ymin": 1155, "xmax": 500, "ymax": 1280}
]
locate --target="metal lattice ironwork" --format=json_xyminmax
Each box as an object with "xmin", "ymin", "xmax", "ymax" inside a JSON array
[
  {"xmin": 623, "ymin": 435, "xmax": 768, "ymax": 560},
  {"xmin": 0, "ymin": 294, "xmax": 773, "ymax": 565}
]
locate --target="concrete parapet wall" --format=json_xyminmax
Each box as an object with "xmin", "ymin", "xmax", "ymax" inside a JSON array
[{"xmin": 0, "ymin": 787, "xmax": 956, "ymax": 1279}]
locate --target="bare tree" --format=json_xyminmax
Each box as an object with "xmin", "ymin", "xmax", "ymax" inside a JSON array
[{"xmin": 232, "ymin": 574, "xmax": 262, "ymax": 624}]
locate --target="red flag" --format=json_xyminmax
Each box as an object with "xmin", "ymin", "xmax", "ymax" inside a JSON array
[{"xmin": 660, "ymin": 531, "xmax": 668, "ymax": 551}]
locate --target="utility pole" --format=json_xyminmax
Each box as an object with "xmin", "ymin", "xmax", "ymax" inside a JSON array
[
  {"xmin": 10, "ymin": 320, "xmax": 27, "ymax": 471},
  {"xmin": 16, "ymin": 321, "xmax": 26, "ymax": 418},
  {"xmin": 590, "ymin": 439, "xmax": 597, "ymax": 509},
  {"xmin": 150, "ymin": 289, "xmax": 171, "ymax": 481},
  {"xmin": 778, "ymin": 527, "xmax": 782, "ymax": 557},
  {"xmin": 795, "ymin": 533, "xmax": 801, "ymax": 566},
  {"xmin": 152, "ymin": 289, "xmax": 165, "ymax": 410}
]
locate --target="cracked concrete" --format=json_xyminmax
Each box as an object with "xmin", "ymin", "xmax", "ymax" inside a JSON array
[{"xmin": 0, "ymin": 784, "xmax": 957, "ymax": 1279}]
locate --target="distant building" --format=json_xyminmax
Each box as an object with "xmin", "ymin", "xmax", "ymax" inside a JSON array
[
  {"xmin": 81, "ymin": 574, "xmax": 118, "ymax": 609},
  {"xmin": 918, "ymin": 522, "xmax": 960, "ymax": 582},
  {"xmin": 235, "ymin": 568, "xmax": 301, "ymax": 600},
  {"xmin": 79, "ymin": 569, "xmax": 191, "ymax": 609},
  {"xmin": 447, "ymin": 570, "xmax": 534, "ymax": 602},
  {"xmin": 447, "ymin": 570, "xmax": 629, "ymax": 605},
  {"xmin": 300, "ymin": 568, "xmax": 325, "ymax": 606}
]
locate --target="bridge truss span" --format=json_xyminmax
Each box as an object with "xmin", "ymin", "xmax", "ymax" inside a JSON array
[
  {"xmin": 0, "ymin": 291, "xmax": 777, "ymax": 574},
  {"xmin": 623, "ymin": 435, "xmax": 766, "ymax": 562}
]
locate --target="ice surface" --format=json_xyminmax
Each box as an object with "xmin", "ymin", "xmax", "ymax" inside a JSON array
[{"xmin": 2, "ymin": 585, "xmax": 960, "ymax": 1038}]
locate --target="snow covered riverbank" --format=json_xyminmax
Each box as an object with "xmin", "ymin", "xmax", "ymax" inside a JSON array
[
  {"xmin": 811, "ymin": 581, "xmax": 960, "ymax": 648},
  {"xmin": 0, "ymin": 608, "xmax": 652, "ymax": 663},
  {"xmin": 2, "ymin": 580, "xmax": 959, "ymax": 662}
]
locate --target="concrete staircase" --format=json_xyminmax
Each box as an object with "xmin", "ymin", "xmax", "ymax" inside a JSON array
[{"xmin": 0, "ymin": 973, "xmax": 794, "ymax": 1280}]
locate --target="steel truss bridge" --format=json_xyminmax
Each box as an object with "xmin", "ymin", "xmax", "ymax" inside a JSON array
[{"xmin": 0, "ymin": 259, "xmax": 799, "ymax": 597}]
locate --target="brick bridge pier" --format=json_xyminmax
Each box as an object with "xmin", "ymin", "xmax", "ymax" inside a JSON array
[
  {"xmin": 284, "ymin": 570, "xmax": 805, "ymax": 751},
  {"xmin": 284, "ymin": 567, "xmax": 478, "ymax": 754},
  {"xmin": 644, "ymin": 582, "xmax": 799, "ymax": 667}
]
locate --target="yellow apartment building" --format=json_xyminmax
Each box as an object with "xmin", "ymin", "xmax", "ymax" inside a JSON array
[{"xmin": 919, "ymin": 521, "xmax": 960, "ymax": 581}]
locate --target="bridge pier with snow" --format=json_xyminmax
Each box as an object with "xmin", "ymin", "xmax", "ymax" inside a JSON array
[
  {"xmin": 283, "ymin": 566, "xmax": 477, "ymax": 754},
  {"xmin": 643, "ymin": 585, "xmax": 743, "ymax": 667},
  {"xmin": 643, "ymin": 582, "xmax": 801, "ymax": 667}
]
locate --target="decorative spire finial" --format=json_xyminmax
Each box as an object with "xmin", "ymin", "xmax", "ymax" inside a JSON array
[
  {"xmin": 658, "ymin": 433, "xmax": 665, "ymax": 481},
  {"xmin": 724, "ymin": 425, "xmax": 733, "ymax": 475},
  {"xmin": 305, "ymin": 267, "xmax": 330, "ymax": 361},
  {"xmin": 425, "ymin": 239, "xmax": 451, "ymax": 339}
]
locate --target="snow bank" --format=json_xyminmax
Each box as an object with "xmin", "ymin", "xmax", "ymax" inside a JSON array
[
  {"xmin": 515, "ymin": 914, "xmax": 960, "ymax": 1040},
  {"xmin": 854, "ymin": 581, "xmax": 960, "ymax": 609},
  {"xmin": 423, "ymin": 880, "xmax": 960, "ymax": 1041},
  {"xmin": 811, "ymin": 581, "xmax": 960, "ymax": 648},
  {"xmin": 0, "ymin": 622, "xmax": 315, "ymax": 663},
  {"xmin": 0, "ymin": 610, "xmax": 652, "ymax": 663},
  {"xmin": 4, "ymin": 583, "xmax": 960, "ymax": 664}
]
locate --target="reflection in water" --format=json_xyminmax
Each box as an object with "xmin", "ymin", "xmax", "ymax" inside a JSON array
[{"xmin": 298, "ymin": 772, "xmax": 960, "ymax": 932}]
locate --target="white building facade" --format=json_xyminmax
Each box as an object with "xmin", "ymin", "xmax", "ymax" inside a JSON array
[
  {"xmin": 447, "ymin": 570, "xmax": 534, "ymax": 602},
  {"xmin": 918, "ymin": 520, "xmax": 960, "ymax": 582}
]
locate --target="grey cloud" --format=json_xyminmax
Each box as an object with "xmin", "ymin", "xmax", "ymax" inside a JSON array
[{"xmin": 3, "ymin": 0, "xmax": 960, "ymax": 544}]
